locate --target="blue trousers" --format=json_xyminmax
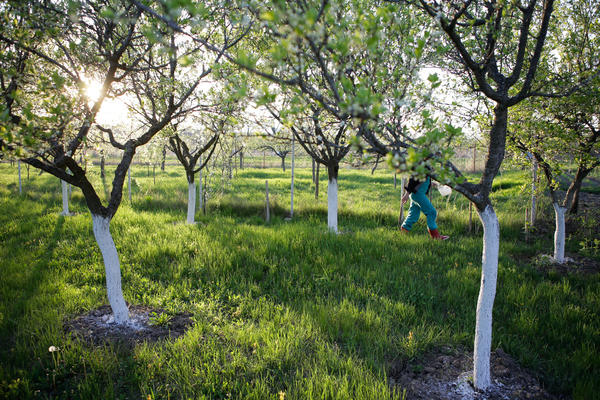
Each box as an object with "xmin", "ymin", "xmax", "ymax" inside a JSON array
[{"xmin": 401, "ymin": 179, "xmax": 438, "ymax": 231}]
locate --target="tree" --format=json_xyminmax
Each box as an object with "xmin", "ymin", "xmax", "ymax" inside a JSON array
[
  {"xmin": 373, "ymin": 0, "xmax": 560, "ymax": 389},
  {"xmin": 258, "ymin": 127, "xmax": 291, "ymax": 172},
  {"xmin": 268, "ymin": 103, "xmax": 352, "ymax": 233},
  {"xmin": 0, "ymin": 0, "xmax": 236, "ymax": 324},
  {"xmin": 508, "ymin": 0, "xmax": 600, "ymax": 262},
  {"xmin": 142, "ymin": 0, "xmax": 558, "ymax": 388},
  {"xmin": 166, "ymin": 92, "xmax": 240, "ymax": 224}
]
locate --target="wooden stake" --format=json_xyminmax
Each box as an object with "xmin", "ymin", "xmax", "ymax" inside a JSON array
[
  {"xmin": 290, "ymin": 135, "xmax": 295, "ymax": 218},
  {"xmin": 265, "ymin": 180, "xmax": 270, "ymax": 222},
  {"xmin": 128, "ymin": 167, "xmax": 132, "ymax": 203},
  {"xmin": 469, "ymin": 202, "xmax": 473, "ymax": 233},
  {"xmin": 18, "ymin": 160, "xmax": 22, "ymax": 195},
  {"xmin": 398, "ymin": 177, "xmax": 405, "ymax": 228},
  {"xmin": 315, "ymin": 163, "xmax": 320, "ymax": 199},
  {"xmin": 531, "ymin": 160, "xmax": 537, "ymax": 226}
]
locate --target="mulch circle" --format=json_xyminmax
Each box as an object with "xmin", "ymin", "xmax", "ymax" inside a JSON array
[
  {"xmin": 532, "ymin": 254, "xmax": 600, "ymax": 276},
  {"xmin": 64, "ymin": 305, "xmax": 193, "ymax": 347},
  {"xmin": 389, "ymin": 346, "xmax": 562, "ymax": 400}
]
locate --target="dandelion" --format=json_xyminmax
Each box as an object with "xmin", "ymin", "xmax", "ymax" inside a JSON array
[
  {"xmin": 48, "ymin": 346, "xmax": 59, "ymax": 352},
  {"xmin": 278, "ymin": 391, "xmax": 286, "ymax": 400}
]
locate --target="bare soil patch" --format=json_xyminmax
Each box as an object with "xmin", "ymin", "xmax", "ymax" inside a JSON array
[
  {"xmin": 64, "ymin": 305, "xmax": 193, "ymax": 347},
  {"xmin": 532, "ymin": 254, "xmax": 600, "ymax": 276},
  {"xmin": 389, "ymin": 347, "xmax": 563, "ymax": 400}
]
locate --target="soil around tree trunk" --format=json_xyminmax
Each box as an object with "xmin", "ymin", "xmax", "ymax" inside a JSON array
[
  {"xmin": 389, "ymin": 346, "xmax": 564, "ymax": 400},
  {"xmin": 64, "ymin": 305, "xmax": 193, "ymax": 347}
]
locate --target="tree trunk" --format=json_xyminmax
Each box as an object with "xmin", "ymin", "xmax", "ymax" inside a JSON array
[
  {"xmin": 281, "ymin": 156, "xmax": 285, "ymax": 172},
  {"xmin": 371, "ymin": 155, "xmax": 380, "ymax": 174},
  {"xmin": 61, "ymin": 180, "xmax": 70, "ymax": 216},
  {"xmin": 327, "ymin": 165, "xmax": 339, "ymax": 233},
  {"xmin": 553, "ymin": 202, "xmax": 567, "ymax": 263},
  {"xmin": 312, "ymin": 159, "xmax": 316, "ymax": 183},
  {"xmin": 473, "ymin": 205, "xmax": 500, "ymax": 390},
  {"xmin": 161, "ymin": 146, "xmax": 166, "ymax": 171},
  {"xmin": 240, "ymin": 150, "xmax": 243, "ymax": 169},
  {"xmin": 567, "ymin": 167, "xmax": 590, "ymax": 214},
  {"xmin": 187, "ymin": 181, "xmax": 196, "ymax": 224},
  {"xmin": 91, "ymin": 214, "xmax": 129, "ymax": 324}
]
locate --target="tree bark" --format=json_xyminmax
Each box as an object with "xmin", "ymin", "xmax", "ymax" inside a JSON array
[
  {"xmin": 91, "ymin": 214, "xmax": 129, "ymax": 324},
  {"xmin": 100, "ymin": 153, "xmax": 105, "ymax": 180},
  {"xmin": 567, "ymin": 167, "xmax": 590, "ymax": 214},
  {"xmin": 473, "ymin": 205, "xmax": 500, "ymax": 390},
  {"xmin": 281, "ymin": 156, "xmax": 285, "ymax": 172},
  {"xmin": 553, "ymin": 203, "xmax": 567, "ymax": 263},
  {"xmin": 161, "ymin": 146, "xmax": 166, "ymax": 171}
]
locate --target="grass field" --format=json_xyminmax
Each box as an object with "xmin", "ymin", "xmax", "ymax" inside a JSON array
[{"xmin": 0, "ymin": 162, "xmax": 598, "ymax": 399}]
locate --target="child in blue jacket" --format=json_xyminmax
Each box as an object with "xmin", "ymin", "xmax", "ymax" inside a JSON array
[{"xmin": 401, "ymin": 176, "xmax": 449, "ymax": 240}]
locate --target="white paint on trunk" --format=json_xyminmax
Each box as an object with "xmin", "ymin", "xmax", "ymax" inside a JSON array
[
  {"xmin": 553, "ymin": 203, "xmax": 566, "ymax": 263},
  {"xmin": 61, "ymin": 180, "xmax": 70, "ymax": 216},
  {"xmin": 187, "ymin": 181, "xmax": 196, "ymax": 224},
  {"xmin": 473, "ymin": 205, "xmax": 500, "ymax": 390},
  {"xmin": 327, "ymin": 178, "xmax": 338, "ymax": 233},
  {"xmin": 18, "ymin": 161, "xmax": 22, "ymax": 195},
  {"xmin": 91, "ymin": 214, "xmax": 129, "ymax": 324}
]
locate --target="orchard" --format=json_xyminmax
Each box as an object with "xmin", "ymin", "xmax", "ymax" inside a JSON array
[{"xmin": 0, "ymin": 1, "xmax": 598, "ymax": 399}]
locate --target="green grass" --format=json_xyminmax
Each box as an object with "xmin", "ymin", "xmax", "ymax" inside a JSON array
[{"xmin": 0, "ymin": 163, "xmax": 599, "ymax": 399}]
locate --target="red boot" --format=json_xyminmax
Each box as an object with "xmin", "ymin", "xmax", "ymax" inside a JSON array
[
  {"xmin": 428, "ymin": 228, "xmax": 449, "ymax": 240},
  {"xmin": 401, "ymin": 227, "xmax": 410, "ymax": 234}
]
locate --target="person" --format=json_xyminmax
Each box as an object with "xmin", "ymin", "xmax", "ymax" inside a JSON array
[{"xmin": 401, "ymin": 175, "xmax": 449, "ymax": 240}]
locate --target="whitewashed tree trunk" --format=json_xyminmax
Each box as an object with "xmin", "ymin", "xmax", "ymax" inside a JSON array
[
  {"xmin": 553, "ymin": 203, "xmax": 566, "ymax": 263},
  {"xmin": 18, "ymin": 160, "xmax": 22, "ymax": 195},
  {"xmin": 91, "ymin": 214, "xmax": 129, "ymax": 324},
  {"xmin": 327, "ymin": 178, "xmax": 338, "ymax": 233},
  {"xmin": 473, "ymin": 205, "xmax": 500, "ymax": 390},
  {"xmin": 61, "ymin": 180, "xmax": 70, "ymax": 216},
  {"xmin": 187, "ymin": 181, "xmax": 196, "ymax": 224}
]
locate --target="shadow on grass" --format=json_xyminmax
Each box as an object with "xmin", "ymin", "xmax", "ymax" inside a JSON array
[{"xmin": 0, "ymin": 213, "xmax": 64, "ymax": 350}]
